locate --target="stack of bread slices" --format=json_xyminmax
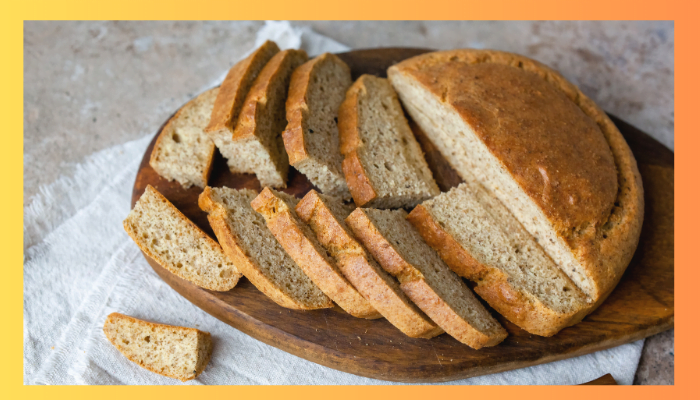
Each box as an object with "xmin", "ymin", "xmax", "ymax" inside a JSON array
[{"xmin": 127, "ymin": 41, "xmax": 644, "ymax": 359}]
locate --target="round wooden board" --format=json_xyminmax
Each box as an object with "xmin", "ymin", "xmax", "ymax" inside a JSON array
[{"xmin": 132, "ymin": 48, "xmax": 674, "ymax": 383}]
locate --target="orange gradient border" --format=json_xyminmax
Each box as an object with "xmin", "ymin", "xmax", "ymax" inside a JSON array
[{"xmin": 5, "ymin": 0, "xmax": 693, "ymax": 398}]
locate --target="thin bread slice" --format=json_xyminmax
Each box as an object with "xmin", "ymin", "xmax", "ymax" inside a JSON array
[
  {"xmin": 231, "ymin": 49, "xmax": 309, "ymax": 188},
  {"xmin": 123, "ymin": 185, "xmax": 241, "ymax": 291},
  {"xmin": 251, "ymin": 188, "xmax": 380, "ymax": 319},
  {"xmin": 338, "ymin": 74, "xmax": 439, "ymax": 208},
  {"xmin": 282, "ymin": 53, "xmax": 352, "ymax": 199},
  {"xmin": 103, "ymin": 313, "xmax": 213, "ymax": 382},
  {"xmin": 296, "ymin": 190, "xmax": 443, "ymax": 339},
  {"xmin": 205, "ymin": 40, "xmax": 280, "ymax": 172},
  {"xmin": 407, "ymin": 181, "xmax": 589, "ymax": 336},
  {"xmin": 149, "ymin": 88, "xmax": 218, "ymax": 188},
  {"xmin": 345, "ymin": 207, "xmax": 507, "ymax": 348},
  {"xmin": 198, "ymin": 186, "xmax": 332, "ymax": 310}
]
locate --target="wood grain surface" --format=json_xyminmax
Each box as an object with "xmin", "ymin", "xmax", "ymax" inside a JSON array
[{"xmin": 131, "ymin": 48, "xmax": 674, "ymax": 383}]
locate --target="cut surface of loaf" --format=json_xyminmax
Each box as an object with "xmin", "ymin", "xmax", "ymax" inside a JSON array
[
  {"xmin": 296, "ymin": 190, "xmax": 443, "ymax": 338},
  {"xmin": 231, "ymin": 49, "xmax": 309, "ymax": 188},
  {"xmin": 123, "ymin": 185, "xmax": 241, "ymax": 291},
  {"xmin": 283, "ymin": 53, "xmax": 352, "ymax": 199},
  {"xmin": 198, "ymin": 186, "xmax": 332, "ymax": 310},
  {"xmin": 103, "ymin": 313, "xmax": 213, "ymax": 382},
  {"xmin": 407, "ymin": 181, "xmax": 589, "ymax": 336},
  {"xmin": 346, "ymin": 207, "xmax": 507, "ymax": 348},
  {"xmin": 251, "ymin": 188, "xmax": 379, "ymax": 319},
  {"xmin": 205, "ymin": 41, "xmax": 280, "ymax": 172},
  {"xmin": 389, "ymin": 49, "xmax": 644, "ymax": 306},
  {"xmin": 338, "ymin": 74, "xmax": 439, "ymax": 208},
  {"xmin": 150, "ymin": 88, "xmax": 218, "ymax": 188}
]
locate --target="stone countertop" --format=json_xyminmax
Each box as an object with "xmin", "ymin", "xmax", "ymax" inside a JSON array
[{"xmin": 23, "ymin": 21, "xmax": 674, "ymax": 385}]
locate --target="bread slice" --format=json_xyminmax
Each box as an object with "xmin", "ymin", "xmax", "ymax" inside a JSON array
[
  {"xmin": 103, "ymin": 313, "xmax": 212, "ymax": 382},
  {"xmin": 282, "ymin": 53, "xmax": 352, "ymax": 199},
  {"xmin": 338, "ymin": 74, "xmax": 439, "ymax": 208},
  {"xmin": 230, "ymin": 49, "xmax": 309, "ymax": 188},
  {"xmin": 389, "ymin": 49, "xmax": 643, "ymax": 307},
  {"xmin": 149, "ymin": 88, "xmax": 218, "ymax": 188},
  {"xmin": 205, "ymin": 41, "xmax": 280, "ymax": 172},
  {"xmin": 198, "ymin": 186, "xmax": 332, "ymax": 310},
  {"xmin": 345, "ymin": 207, "xmax": 507, "ymax": 348},
  {"xmin": 407, "ymin": 181, "xmax": 589, "ymax": 336},
  {"xmin": 296, "ymin": 190, "xmax": 443, "ymax": 339},
  {"xmin": 123, "ymin": 185, "xmax": 241, "ymax": 291},
  {"xmin": 250, "ymin": 188, "xmax": 379, "ymax": 319}
]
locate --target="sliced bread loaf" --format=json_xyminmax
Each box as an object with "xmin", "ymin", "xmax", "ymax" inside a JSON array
[
  {"xmin": 230, "ymin": 49, "xmax": 309, "ymax": 188},
  {"xmin": 205, "ymin": 41, "xmax": 280, "ymax": 172},
  {"xmin": 123, "ymin": 185, "xmax": 241, "ymax": 291},
  {"xmin": 283, "ymin": 53, "xmax": 352, "ymax": 199},
  {"xmin": 295, "ymin": 190, "xmax": 443, "ymax": 339},
  {"xmin": 345, "ymin": 207, "xmax": 507, "ymax": 348},
  {"xmin": 338, "ymin": 74, "xmax": 439, "ymax": 208},
  {"xmin": 251, "ymin": 188, "xmax": 380, "ymax": 319},
  {"xmin": 103, "ymin": 313, "xmax": 212, "ymax": 382},
  {"xmin": 407, "ymin": 181, "xmax": 589, "ymax": 336},
  {"xmin": 198, "ymin": 186, "xmax": 332, "ymax": 310},
  {"xmin": 149, "ymin": 88, "xmax": 218, "ymax": 188}
]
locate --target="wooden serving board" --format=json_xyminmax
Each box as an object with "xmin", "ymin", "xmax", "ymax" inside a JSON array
[{"xmin": 132, "ymin": 48, "xmax": 674, "ymax": 383}]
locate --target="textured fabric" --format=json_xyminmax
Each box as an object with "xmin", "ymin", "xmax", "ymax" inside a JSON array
[{"xmin": 25, "ymin": 20, "xmax": 644, "ymax": 385}]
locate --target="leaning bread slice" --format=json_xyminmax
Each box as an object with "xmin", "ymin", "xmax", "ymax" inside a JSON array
[
  {"xmin": 123, "ymin": 185, "xmax": 241, "ymax": 291},
  {"xmin": 230, "ymin": 49, "xmax": 309, "ymax": 188},
  {"xmin": 338, "ymin": 74, "xmax": 439, "ymax": 208},
  {"xmin": 103, "ymin": 313, "xmax": 213, "ymax": 382},
  {"xmin": 282, "ymin": 53, "xmax": 352, "ymax": 199},
  {"xmin": 205, "ymin": 40, "xmax": 280, "ymax": 172},
  {"xmin": 149, "ymin": 87, "xmax": 218, "ymax": 188},
  {"xmin": 296, "ymin": 190, "xmax": 443, "ymax": 339},
  {"xmin": 407, "ymin": 181, "xmax": 589, "ymax": 337},
  {"xmin": 251, "ymin": 188, "xmax": 379, "ymax": 319},
  {"xmin": 198, "ymin": 186, "xmax": 332, "ymax": 310},
  {"xmin": 345, "ymin": 207, "xmax": 507, "ymax": 348}
]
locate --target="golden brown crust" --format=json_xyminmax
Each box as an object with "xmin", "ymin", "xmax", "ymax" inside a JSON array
[
  {"xmin": 103, "ymin": 313, "xmax": 212, "ymax": 382},
  {"xmin": 198, "ymin": 187, "xmax": 332, "ymax": 310},
  {"xmin": 391, "ymin": 49, "xmax": 644, "ymax": 303},
  {"xmin": 341, "ymin": 151, "xmax": 377, "ymax": 207}
]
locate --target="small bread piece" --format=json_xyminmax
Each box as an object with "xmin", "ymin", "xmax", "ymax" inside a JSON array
[
  {"xmin": 296, "ymin": 190, "xmax": 443, "ymax": 339},
  {"xmin": 283, "ymin": 53, "xmax": 352, "ymax": 199},
  {"xmin": 103, "ymin": 313, "xmax": 212, "ymax": 382},
  {"xmin": 338, "ymin": 74, "xmax": 439, "ymax": 208},
  {"xmin": 251, "ymin": 188, "xmax": 379, "ymax": 319},
  {"xmin": 198, "ymin": 186, "xmax": 332, "ymax": 310},
  {"xmin": 345, "ymin": 207, "xmax": 507, "ymax": 348},
  {"xmin": 149, "ymin": 88, "xmax": 218, "ymax": 188},
  {"xmin": 123, "ymin": 185, "xmax": 241, "ymax": 291},
  {"xmin": 407, "ymin": 181, "xmax": 589, "ymax": 337},
  {"xmin": 231, "ymin": 49, "xmax": 309, "ymax": 188},
  {"xmin": 205, "ymin": 41, "xmax": 280, "ymax": 172}
]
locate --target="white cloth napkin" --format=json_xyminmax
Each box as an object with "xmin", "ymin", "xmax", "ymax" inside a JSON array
[{"xmin": 24, "ymin": 21, "xmax": 645, "ymax": 385}]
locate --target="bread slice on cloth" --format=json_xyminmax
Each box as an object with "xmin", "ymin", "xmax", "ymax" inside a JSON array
[
  {"xmin": 198, "ymin": 186, "xmax": 332, "ymax": 310},
  {"xmin": 150, "ymin": 88, "xmax": 218, "ymax": 188},
  {"xmin": 283, "ymin": 53, "xmax": 353, "ymax": 199},
  {"xmin": 205, "ymin": 40, "xmax": 280, "ymax": 172},
  {"xmin": 338, "ymin": 74, "xmax": 439, "ymax": 208},
  {"xmin": 295, "ymin": 190, "xmax": 443, "ymax": 338},
  {"xmin": 103, "ymin": 313, "xmax": 213, "ymax": 382},
  {"xmin": 123, "ymin": 185, "xmax": 241, "ymax": 291},
  {"xmin": 251, "ymin": 188, "xmax": 379, "ymax": 319},
  {"xmin": 230, "ymin": 49, "xmax": 309, "ymax": 188},
  {"xmin": 345, "ymin": 207, "xmax": 507, "ymax": 348}
]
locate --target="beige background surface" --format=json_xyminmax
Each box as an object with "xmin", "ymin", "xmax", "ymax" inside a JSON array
[{"xmin": 23, "ymin": 21, "xmax": 674, "ymax": 384}]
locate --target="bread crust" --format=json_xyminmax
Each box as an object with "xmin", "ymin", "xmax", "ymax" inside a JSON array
[
  {"xmin": 198, "ymin": 187, "xmax": 333, "ymax": 310},
  {"xmin": 390, "ymin": 49, "xmax": 644, "ymax": 305},
  {"xmin": 103, "ymin": 312, "xmax": 212, "ymax": 382}
]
